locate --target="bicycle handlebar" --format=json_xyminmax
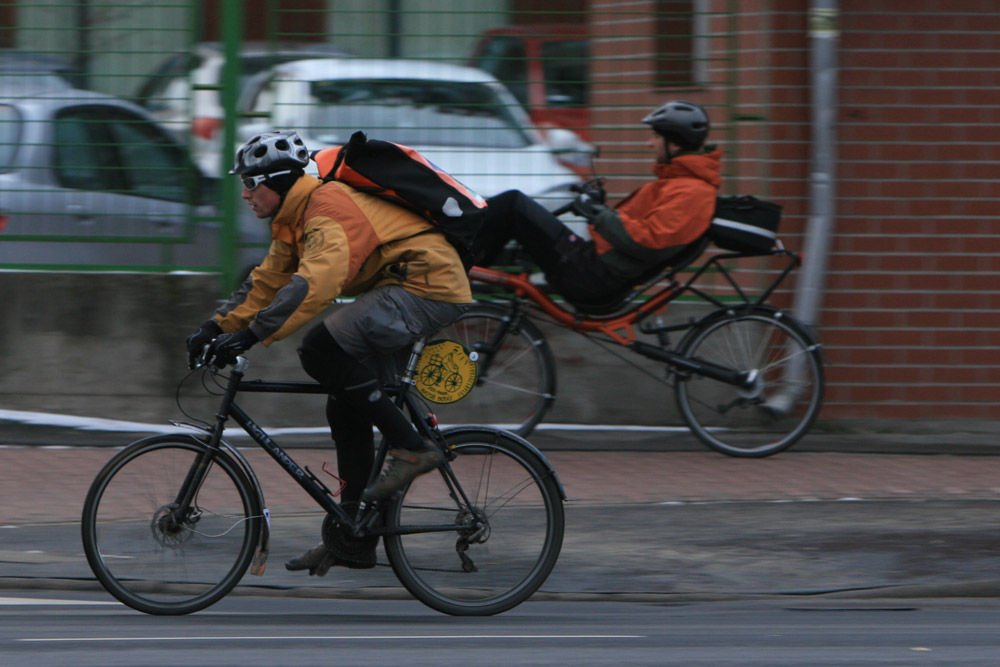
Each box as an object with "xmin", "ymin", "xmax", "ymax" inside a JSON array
[
  {"xmin": 552, "ymin": 202, "xmax": 574, "ymax": 217},
  {"xmin": 190, "ymin": 343, "xmax": 248, "ymax": 373}
]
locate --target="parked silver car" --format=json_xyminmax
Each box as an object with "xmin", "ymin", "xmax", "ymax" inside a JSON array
[
  {"xmin": 0, "ymin": 87, "xmax": 266, "ymax": 272},
  {"xmin": 0, "ymin": 50, "xmax": 81, "ymax": 89},
  {"xmin": 236, "ymin": 58, "xmax": 590, "ymax": 218},
  {"xmin": 135, "ymin": 42, "xmax": 351, "ymax": 175}
]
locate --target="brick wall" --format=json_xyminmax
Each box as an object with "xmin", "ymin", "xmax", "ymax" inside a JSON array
[
  {"xmin": 589, "ymin": 0, "xmax": 1000, "ymax": 422},
  {"xmin": 822, "ymin": 1, "xmax": 1000, "ymax": 419}
]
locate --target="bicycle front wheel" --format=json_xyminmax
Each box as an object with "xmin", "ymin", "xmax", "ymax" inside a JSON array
[
  {"xmin": 383, "ymin": 427, "xmax": 565, "ymax": 615},
  {"xmin": 429, "ymin": 304, "xmax": 556, "ymax": 436},
  {"xmin": 81, "ymin": 435, "xmax": 262, "ymax": 615},
  {"xmin": 675, "ymin": 305, "xmax": 824, "ymax": 457}
]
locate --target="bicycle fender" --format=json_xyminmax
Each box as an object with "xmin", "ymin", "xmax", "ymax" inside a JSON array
[
  {"xmin": 686, "ymin": 304, "xmax": 822, "ymax": 349},
  {"xmin": 215, "ymin": 436, "xmax": 271, "ymax": 574},
  {"xmin": 439, "ymin": 425, "xmax": 567, "ymax": 501}
]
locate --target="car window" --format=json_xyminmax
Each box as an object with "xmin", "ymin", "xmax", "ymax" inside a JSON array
[
  {"xmin": 135, "ymin": 52, "xmax": 199, "ymax": 106},
  {"xmin": 53, "ymin": 109, "xmax": 124, "ymax": 191},
  {"xmin": 303, "ymin": 79, "xmax": 530, "ymax": 149},
  {"xmin": 0, "ymin": 105, "xmax": 19, "ymax": 170},
  {"xmin": 541, "ymin": 39, "xmax": 589, "ymax": 106},
  {"xmin": 109, "ymin": 111, "xmax": 193, "ymax": 202},
  {"xmin": 471, "ymin": 37, "xmax": 529, "ymax": 107},
  {"xmin": 53, "ymin": 105, "xmax": 192, "ymax": 201}
]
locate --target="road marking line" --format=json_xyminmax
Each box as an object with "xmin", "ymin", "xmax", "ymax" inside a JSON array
[
  {"xmin": 0, "ymin": 407, "xmax": 689, "ymax": 436},
  {"xmin": 20, "ymin": 634, "xmax": 643, "ymax": 642},
  {"xmin": 0, "ymin": 597, "xmax": 117, "ymax": 606}
]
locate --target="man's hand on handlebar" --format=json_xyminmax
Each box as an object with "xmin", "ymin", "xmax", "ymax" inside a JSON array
[
  {"xmin": 570, "ymin": 178, "xmax": 606, "ymax": 205},
  {"xmin": 570, "ymin": 192, "xmax": 602, "ymax": 220},
  {"xmin": 185, "ymin": 320, "xmax": 222, "ymax": 368},
  {"xmin": 569, "ymin": 179, "xmax": 607, "ymax": 220},
  {"xmin": 190, "ymin": 328, "xmax": 259, "ymax": 369},
  {"xmin": 206, "ymin": 329, "xmax": 258, "ymax": 368}
]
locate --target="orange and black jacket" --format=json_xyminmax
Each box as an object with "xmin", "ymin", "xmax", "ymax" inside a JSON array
[
  {"xmin": 213, "ymin": 175, "xmax": 472, "ymax": 344},
  {"xmin": 589, "ymin": 149, "xmax": 722, "ymax": 281}
]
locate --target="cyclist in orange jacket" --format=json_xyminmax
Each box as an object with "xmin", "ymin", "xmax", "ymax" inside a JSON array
[
  {"xmin": 184, "ymin": 131, "xmax": 472, "ymax": 576},
  {"xmin": 471, "ymin": 100, "xmax": 721, "ymax": 307}
]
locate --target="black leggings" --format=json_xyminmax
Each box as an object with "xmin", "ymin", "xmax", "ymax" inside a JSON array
[
  {"xmin": 475, "ymin": 190, "xmax": 630, "ymax": 303},
  {"xmin": 298, "ymin": 324, "xmax": 422, "ymax": 503}
]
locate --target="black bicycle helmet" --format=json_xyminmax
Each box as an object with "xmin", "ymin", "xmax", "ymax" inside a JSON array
[
  {"xmin": 641, "ymin": 100, "xmax": 710, "ymax": 150},
  {"xmin": 230, "ymin": 130, "xmax": 310, "ymax": 176}
]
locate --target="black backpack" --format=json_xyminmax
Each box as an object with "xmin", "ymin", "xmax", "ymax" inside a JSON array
[{"xmin": 313, "ymin": 131, "xmax": 487, "ymax": 269}]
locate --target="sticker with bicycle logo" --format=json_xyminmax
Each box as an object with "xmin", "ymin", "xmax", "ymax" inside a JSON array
[{"xmin": 414, "ymin": 339, "xmax": 479, "ymax": 404}]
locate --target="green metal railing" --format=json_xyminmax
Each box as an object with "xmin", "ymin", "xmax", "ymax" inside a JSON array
[{"xmin": 0, "ymin": 1, "xmax": 738, "ymax": 293}]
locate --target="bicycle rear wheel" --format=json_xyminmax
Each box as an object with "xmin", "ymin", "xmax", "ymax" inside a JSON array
[
  {"xmin": 383, "ymin": 427, "xmax": 565, "ymax": 615},
  {"xmin": 429, "ymin": 304, "xmax": 556, "ymax": 436},
  {"xmin": 81, "ymin": 435, "xmax": 262, "ymax": 615},
  {"xmin": 674, "ymin": 305, "xmax": 824, "ymax": 457}
]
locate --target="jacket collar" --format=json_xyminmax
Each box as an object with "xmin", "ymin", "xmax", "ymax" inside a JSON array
[
  {"xmin": 271, "ymin": 175, "xmax": 323, "ymax": 244},
  {"xmin": 653, "ymin": 149, "xmax": 722, "ymax": 188}
]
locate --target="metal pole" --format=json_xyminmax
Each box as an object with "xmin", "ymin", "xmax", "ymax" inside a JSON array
[
  {"xmin": 765, "ymin": 1, "xmax": 838, "ymax": 416},
  {"xmin": 218, "ymin": 0, "xmax": 243, "ymax": 291},
  {"xmin": 74, "ymin": 0, "xmax": 90, "ymax": 89},
  {"xmin": 387, "ymin": 0, "xmax": 402, "ymax": 58},
  {"xmin": 795, "ymin": 0, "xmax": 839, "ymax": 328}
]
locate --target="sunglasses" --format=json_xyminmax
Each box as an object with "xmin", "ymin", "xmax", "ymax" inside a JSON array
[{"xmin": 241, "ymin": 170, "xmax": 293, "ymax": 191}]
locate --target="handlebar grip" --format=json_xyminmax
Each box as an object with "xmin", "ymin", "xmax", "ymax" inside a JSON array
[{"xmin": 553, "ymin": 202, "xmax": 574, "ymax": 217}]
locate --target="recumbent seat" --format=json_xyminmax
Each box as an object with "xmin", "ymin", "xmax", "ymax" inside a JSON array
[{"xmin": 566, "ymin": 235, "xmax": 711, "ymax": 316}]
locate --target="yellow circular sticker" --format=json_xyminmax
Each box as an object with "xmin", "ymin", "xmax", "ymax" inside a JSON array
[{"xmin": 414, "ymin": 339, "xmax": 479, "ymax": 404}]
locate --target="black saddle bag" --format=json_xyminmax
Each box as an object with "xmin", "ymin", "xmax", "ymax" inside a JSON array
[{"xmin": 709, "ymin": 195, "xmax": 782, "ymax": 254}]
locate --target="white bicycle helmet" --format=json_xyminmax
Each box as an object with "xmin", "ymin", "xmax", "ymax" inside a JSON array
[{"xmin": 230, "ymin": 130, "xmax": 310, "ymax": 176}]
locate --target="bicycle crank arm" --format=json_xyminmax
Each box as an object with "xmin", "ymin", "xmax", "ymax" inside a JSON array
[{"xmin": 631, "ymin": 341, "xmax": 756, "ymax": 388}]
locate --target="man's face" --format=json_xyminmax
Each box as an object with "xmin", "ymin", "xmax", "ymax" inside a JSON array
[
  {"xmin": 241, "ymin": 180, "xmax": 282, "ymax": 219},
  {"xmin": 646, "ymin": 131, "xmax": 670, "ymax": 164},
  {"xmin": 646, "ymin": 132, "xmax": 676, "ymax": 164}
]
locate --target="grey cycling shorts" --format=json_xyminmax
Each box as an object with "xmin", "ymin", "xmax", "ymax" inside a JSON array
[{"xmin": 322, "ymin": 285, "xmax": 469, "ymax": 378}]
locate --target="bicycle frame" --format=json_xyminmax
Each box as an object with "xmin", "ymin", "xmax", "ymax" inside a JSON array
[
  {"xmin": 174, "ymin": 339, "xmax": 480, "ymax": 551},
  {"xmin": 468, "ymin": 247, "xmax": 801, "ymax": 388}
]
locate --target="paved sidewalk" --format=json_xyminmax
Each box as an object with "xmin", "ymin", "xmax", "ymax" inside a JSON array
[{"xmin": 4, "ymin": 427, "xmax": 1000, "ymax": 603}]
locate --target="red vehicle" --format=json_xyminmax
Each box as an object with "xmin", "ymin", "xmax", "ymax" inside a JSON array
[{"xmin": 468, "ymin": 25, "xmax": 590, "ymax": 140}]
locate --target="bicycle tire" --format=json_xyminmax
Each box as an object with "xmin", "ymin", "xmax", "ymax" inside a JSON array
[
  {"xmin": 383, "ymin": 427, "xmax": 565, "ymax": 615},
  {"xmin": 81, "ymin": 435, "xmax": 263, "ymax": 615},
  {"xmin": 429, "ymin": 304, "xmax": 556, "ymax": 436},
  {"xmin": 674, "ymin": 305, "xmax": 824, "ymax": 457}
]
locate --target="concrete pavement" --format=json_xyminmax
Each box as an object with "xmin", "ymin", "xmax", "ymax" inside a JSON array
[{"xmin": 4, "ymin": 422, "xmax": 1000, "ymax": 605}]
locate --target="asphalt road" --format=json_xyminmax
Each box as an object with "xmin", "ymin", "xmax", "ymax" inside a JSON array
[{"xmin": 5, "ymin": 594, "xmax": 1000, "ymax": 666}]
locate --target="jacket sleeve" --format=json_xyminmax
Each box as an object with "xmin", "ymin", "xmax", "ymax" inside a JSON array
[
  {"xmin": 613, "ymin": 180, "xmax": 716, "ymax": 250},
  {"xmin": 213, "ymin": 240, "xmax": 297, "ymax": 333}
]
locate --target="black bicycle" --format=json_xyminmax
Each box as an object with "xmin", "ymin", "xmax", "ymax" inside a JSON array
[{"xmin": 80, "ymin": 338, "xmax": 566, "ymax": 616}]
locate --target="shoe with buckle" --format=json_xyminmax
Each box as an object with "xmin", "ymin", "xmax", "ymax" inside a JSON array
[
  {"xmin": 285, "ymin": 543, "xmax": 339, "ymax": 576},
  {"xmin": 362, "ymin": 442, "xmax": 445, "ymax": 501},
  {"xmin": 284, "ymin": 534, "xmax": 377, "ymax": 575}
]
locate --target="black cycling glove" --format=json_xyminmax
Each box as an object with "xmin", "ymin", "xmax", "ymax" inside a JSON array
[
  {"xmin": 185, "ymin": 320, "xmax": 222, "ymax": 367},
  {"xmin": 204, "ymin": 328, "xmax": 259, "ymax": 368},
  {"xmin": 570, "ymin": 178, "xmax": 606, "ymax": 205},
  {"xmin": 570, "ymin": 192, "xmax": 603, "ymax": 220}
]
